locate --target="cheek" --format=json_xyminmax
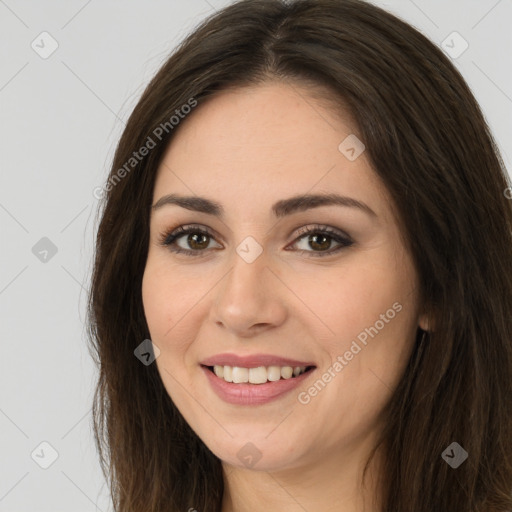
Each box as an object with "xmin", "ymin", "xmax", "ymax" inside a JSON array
[
  {"xmin": 142, "ymin": 264, "xmax": 195, "ymax": 400},
  {"xmin": 302, "ymin": 254, "xmax": 418, "ymax": 376},
  {"xmin": 307, "ymin": 271, "xmax": 417, "ymax": 442},
  {"xmin": 141, "ymin": 261, "xmax": 191, "ymax": 356},
  {"xmin": 293, "ymin": 260, "xmax": 411, "ymax": 335},
  {"xmin": 141, "ymin": 258, "xmax": 210, "ymax": 356},
  {"xmin": 141, "ymin": 266, "xmax": 172, "ymax": 339}
]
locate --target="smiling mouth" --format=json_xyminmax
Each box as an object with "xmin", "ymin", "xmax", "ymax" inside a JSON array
[{"xmin": 203, "ymin": 364, "xmax": 316, "ymax": 384}]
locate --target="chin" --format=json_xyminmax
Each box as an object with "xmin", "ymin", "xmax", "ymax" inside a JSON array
[{"xmin": 202, "ymin": 431, "xmax": 306, "ymax": 472}]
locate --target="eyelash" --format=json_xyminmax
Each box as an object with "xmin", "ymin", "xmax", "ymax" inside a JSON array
[{"xmin": 157, "ymin": 224, "xmax": 354, "ymax": 258}]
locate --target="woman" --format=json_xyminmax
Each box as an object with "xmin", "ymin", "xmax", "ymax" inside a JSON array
[{"xmin": 87, "ymin": 0, "xmax": 512, "ymax": 511}]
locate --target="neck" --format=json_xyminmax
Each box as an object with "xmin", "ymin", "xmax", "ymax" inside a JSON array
[{"xmin": 220, "ymin": 441, "xmax": 384, "ymax": 512}]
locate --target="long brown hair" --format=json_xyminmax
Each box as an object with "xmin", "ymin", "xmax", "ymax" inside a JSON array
[{"xmin": 87, "ymin": 1, "xmax": 512, "ymax": 510}]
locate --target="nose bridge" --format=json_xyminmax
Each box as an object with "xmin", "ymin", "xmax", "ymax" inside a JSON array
[
  {"xmin": 211, "ymin": 241, "xmax": 286, "ymax": 333},
  {"xmin": 221, "ymin": 244, "xmax": 270, "ymax": 306}
]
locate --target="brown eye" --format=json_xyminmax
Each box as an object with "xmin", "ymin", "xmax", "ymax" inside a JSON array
[
  {"xmin": 185, "ymin": 232, "xmax": 211, "ymax": 250},
  {"xmin": 289, "ymin": 226, "xmax": 353, "ymax": 257},
  {"xmin": 159, "ymin": 225, "xmax": 222, "ymax": 257},
  {"xmin": 306, "ymin": 233, "xmax": 332, "ymax": 251},
  {"xmin": 159, "ymin": 224, "xmax": 353, "ymax": 258}
]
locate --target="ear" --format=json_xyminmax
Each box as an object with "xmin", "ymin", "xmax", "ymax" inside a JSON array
[{"xmin": 418, "ymin": 311, "xmax": 432, "ymax": 332}]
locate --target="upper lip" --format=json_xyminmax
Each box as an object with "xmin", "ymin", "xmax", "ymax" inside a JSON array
[{"xmin": 200, "ymin": 353, "xmax": 316, "ymax": 369}]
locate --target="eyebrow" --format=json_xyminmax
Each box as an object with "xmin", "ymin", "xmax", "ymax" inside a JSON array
[{"xmin": 151, "ymin": 193, "xmax": 377, "ymax": 218}]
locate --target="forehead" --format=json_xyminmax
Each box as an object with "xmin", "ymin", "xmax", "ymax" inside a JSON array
[{"xmin": 152, "ymin": 82, "xmax": 389, "ymax": 220}]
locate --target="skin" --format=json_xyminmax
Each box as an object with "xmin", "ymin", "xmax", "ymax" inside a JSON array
[{"xmin": 142, "ymin": 81, "xmax": 429, "ymax": 512}]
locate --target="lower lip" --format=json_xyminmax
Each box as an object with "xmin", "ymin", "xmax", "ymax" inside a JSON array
[{"xmin": 201, "ymin": 365, "xmax": 315, "ymax": 405}]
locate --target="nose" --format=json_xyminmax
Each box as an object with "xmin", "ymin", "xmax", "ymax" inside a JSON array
[{"xmin": 209, "ymin": 248, "xmax": 287, "ymax": 338}]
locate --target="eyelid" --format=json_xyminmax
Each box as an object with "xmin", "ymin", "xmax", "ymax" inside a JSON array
[
  {"xmin": 158, "ymin": 223, "xmax": 353, "ymax": 257},
  {"xmin": 158, "ymin": 224, "xmax": 220, "ymax": 249},
  {"xmin": 285, "ymin": 224, "xmax": 353, "ymax": 256},
  {"xmin": 291, "ymin": 223, "xmax": 352, "ymax": 242}
]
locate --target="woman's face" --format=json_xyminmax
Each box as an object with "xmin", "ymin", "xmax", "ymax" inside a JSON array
[{"xmin": 142, "ymin": 81, "xmax": 427, "ymax": 471}]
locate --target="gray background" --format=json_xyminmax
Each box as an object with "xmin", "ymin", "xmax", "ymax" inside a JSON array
[{"xmin": 0, "ymin": 0, "xmax": 510, "ymax": 510}]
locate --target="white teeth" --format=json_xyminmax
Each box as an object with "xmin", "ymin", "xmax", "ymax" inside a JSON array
[
  {"xmin": 223, "ymin": 365, "xmax": 233, "ymax": 383},
  {"xmin": 280, "ymin": 366, "xmax": 293, "ymax": 379},
  {"xmin": 232, "ymin": 367, "xmax": 249, "ymax": 383},
  {"xmin": 267, "ymin": 366, "xmax": 282, "ymax": 382},
  {"xmin": 249, "ymin": 366, "xmax": 267, "ymax": 384},
  {"xmin": 211, "ymin": 365, "xmax": 309, "ymax": 384}
]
